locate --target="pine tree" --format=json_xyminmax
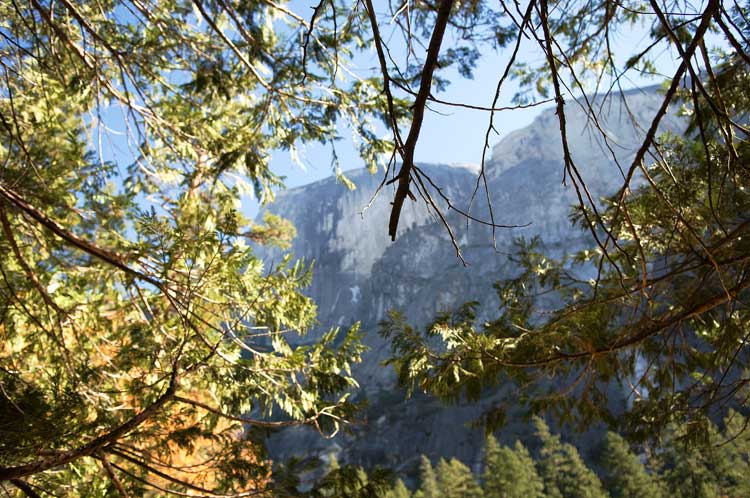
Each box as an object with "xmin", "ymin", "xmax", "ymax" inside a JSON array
[
  {"xmin": 656, "ymin": 427, "xmax": 721, "ymax": 498},
  {"xmin": 534, "ymin": 417, "xmax": 609, "ymax": 498},
  {"xmin": 717, "ymin": 410, "xmax": 750, "ymax": 498},
  {"xmin": 483, "ymin": 435, "xmax": 545, "ymax": 498},
  {"xmin": 414, "ymin": 455, "xmax": 441, "ymax": 498},
  {"xmin": 436, "ymin": 458, "xmax": 484, "ymax": 498},
  {"xmin": 386, "ymin": 479, "xmax": 412, "ymax": 498},
  {"xmin": 660, "ymin": 448, "xmax": 720, "ymax": 498},
  {"xmin": 600, "ymin": 432, "xmax": 662, "ymax": 498}
]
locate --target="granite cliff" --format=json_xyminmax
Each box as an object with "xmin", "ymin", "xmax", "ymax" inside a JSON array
[{"xmin": 258, "ymin": 86, "xmax": 684, "ymax": 473}]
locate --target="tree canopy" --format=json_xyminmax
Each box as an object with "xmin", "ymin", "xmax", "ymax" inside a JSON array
[
  {"xmin": 381, "ymin": 0, "xmax": 750, "ymax": 446},
  {"xmin": 1, "ymin": 0, "xmax": 750, "ymax": 494},
  {"xmin": 0, "ymin": 0, "xmax": 379, "ymax": 494}
]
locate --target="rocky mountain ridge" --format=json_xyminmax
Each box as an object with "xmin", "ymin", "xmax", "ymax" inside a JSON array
[{"xmin": 258, "ymin": 86, "xmax": 685, "ymax": 472}]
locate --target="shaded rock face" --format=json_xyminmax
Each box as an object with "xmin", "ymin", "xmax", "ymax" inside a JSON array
[{"xmin": 258, "ymin": 87, "xmax": 684, "ymax": 471}]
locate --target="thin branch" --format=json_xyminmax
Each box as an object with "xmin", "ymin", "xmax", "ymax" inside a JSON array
[
  {"xmin": 0, "ymin": 372, "xmax": 178, "ymax": 481},
  {"xmin": 0, "ymin": 183, "xmax": 162, "ymax": 288},
  {"xmin": 0, "ymin": 205, "xmax": 63, "ymax": 315},
  {"xmin": 362, "ymin": 0, "xmax": 406, "ymax": 152},
  {"xmin": 300, "ymin": 0, "xmax": 327, "ymax": 83},
  {"xmin": 9, "ymin": 480, "xmax": 41, "ymax": 498},
  {"xmin": 172, "ymin": 395, "xmax": 330, "ymax": 428},
  {"xmin": 100, "ymin": 453, "xmax": 131, "ymax": 498}
]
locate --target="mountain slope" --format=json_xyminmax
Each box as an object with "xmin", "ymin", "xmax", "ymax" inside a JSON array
[{"xmin": 258, "ymin": 86, "xmax": 684, "ymax": 471}]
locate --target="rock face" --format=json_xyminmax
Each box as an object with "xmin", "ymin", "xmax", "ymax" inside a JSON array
[{"xmin": 258, "ymin": 86, "xmax": 684, "ymax": 472}]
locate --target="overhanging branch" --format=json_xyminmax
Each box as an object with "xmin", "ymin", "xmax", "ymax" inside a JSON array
[{"xmin": 387, "ymin": 0, "xmax": 455, "ymax": 240}]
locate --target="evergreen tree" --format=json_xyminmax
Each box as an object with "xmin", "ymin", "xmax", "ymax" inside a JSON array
[
  {"xmin": 657, "ymin": 439, "xmax": 722, "ymax": 498},
  {"xmin": 723, "ymin": 410, "xmax": 750, "ymax": 458},
  {"xmin": 483, "ymin": 435, "xmax": 545, "ymax": 498},
  {"xmin": 386, "ymin": 479, "xmax": 412, "ymax": 498},
  {"xmin": 649, "ymin": 416, "xmax": 750, "ymax": 498},
  {"xmin": 436, "ymin": 458, "xmax": 484, "ymax": 498},
  {"xmin": 414, "ymin": 455, "xmax": 441, "ymax": 498},
  {"xmin": 717, "ymin": 410, "xmax": 750, "ymax": 498},
  {"xmin": 534, "ymin": 418, "xmax": 608, "ymax": 498},
  {"xmin": 308, "ymin": 464, "xmax": 394, "ymax": 498},
  {"xmin": 600, "ymin": 432, "xmax": 662, "ymax": 498}
]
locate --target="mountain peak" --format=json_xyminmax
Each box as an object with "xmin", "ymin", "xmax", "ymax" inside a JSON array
[{"xmin": 489, "ymin": 85, "xmax": 679, "ymax": 178}]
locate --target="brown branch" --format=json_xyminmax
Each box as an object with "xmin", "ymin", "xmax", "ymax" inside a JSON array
[
  {"xmin": 105, "ymin": 459, "xmax": 269, "ymax": 498},
  {"xmin": 471, "ymin": 0, "xmax": 535, "ymax": 248},
  {"xmin": 494, "ymin": 273, "xmax": 750, "ymax": 369},
  {"xmin": 190, "ymin": 0, "xmax": 331, "ymax": 107},
  {"xmin": 413, "ymin": 165, "xmax": 529, "ymax": 229},
  {"xmin": 715, "ymin": 6, "xmax": 750, "ymax": 68},
  {"xmin": 0, "ymin": 205, "xmax": 63, "ymax": 314},
  {"xmin": 389, "ymin": 77, "xmax": 555, "ymax": 111},
  {"xmin": 411, "ymin": 170, "xmax": 465, "ymax": 264},
  {"xmin": 172, "ymin": 395, "xmax": 329, "ymax": 428},
  {"xmin": 388, "ymin": 0, "xmax": 455, "ymax": 240},
  {"xmin": 100, "ymin": 453, "xmax": 131, "ymax": 498},
  {"xmin": 9, "ymin": 480, "xmax": 41, "ymax": 498},
  {"xmin": 617, "ymin": 0, "xmax": 720, "ymax": 206},
  {"xmin": 362, "ymin": 0, "xmax": 405, "ymax": 151},
  {"xmin": 300, "ymin": 0, "xmax": 327, "ymax": 83},
  {"xmin": 531, "ymin": 3, "xmax": 629, "ymax": 286},
  {"xmin": 0, "ymin": 374, "xmax": 177, "ymax": 481},
  {"xmin": 104, "ymin": 447, "xmax": 216, "ymax": 495},
  {"xmin": 538, "ymin": 0, "xmax": 575, "ymax": 184},
  {"xmin": 0, "ymin": 183, "xmax": 162, "ymax": 288}
]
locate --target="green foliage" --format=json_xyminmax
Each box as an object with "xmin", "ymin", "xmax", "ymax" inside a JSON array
[
  {"xmin": 385, "ymin": 479, "xmax": 412, "ymax": 498},
  {"xmin": 382, "ymin": 37, "xmax": 750, "ymax": 443},
  {"xmin": 436, "ymin": 458, "xmax": 484, "ymax": 498},
  {"xmin": 307, "ymin": 464, "xmax": 394, "ymax": 498},
  {"xmin": 2, "ymin": 0, "xmax": 750, "ymax": 493},
  {"xmin": 483, "ymin": 436, "xmax": 545, "ymax": 498},
  {"xmin": 248, "ymin": 212, "xmax": 298, "ymax": 250},
  {"xmin": 656, "ymin": 434, "xmax": 722, "ymax": 498},
  {"xmin": 718, "ymin": 410, "xmax": 750, "ymax": 498},
  {"xmin": 398, "ymin": 418, "xmax": 750, "ymax": 498},
  {"xmin": 533, "ymin": 418, "xmax": 609, "ymax": 498},
  {"xmin": 652, "ymin": 419, "xmax": 750, "ymax": 498},
  {"xmin": 0, "ymin": 0, "xmax": 384, "ymax": 493},
  {"xmin": 414, "ymin": 455, "xmax": 441, "ymax": 498},
  {"xmin": 599, "ymin": 432, "xmax": 663, "ymax": 498}
]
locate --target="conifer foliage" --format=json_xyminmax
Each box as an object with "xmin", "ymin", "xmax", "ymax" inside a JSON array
[
  {"xmin": 2, "ymin": 0, "xmax": 750, "ymax": 493},
  {"xmin": 436, "ymin": 458, "xmax": 483, "ymax": 498},
  {"xmin": 397, "ymin": 416, "xmax": 750, "ymax": 498},
  {"xmin": 533, "ymin": 418, "xmax": 608, "ymax": 498},
  {"xmin": 483, "ymin": 436, "xmax": 544, "ymax": 498},
  {"xmin": 599, "ymin": 432, "xmax": 663, "ymax": 498},
  {"xmin": 413, "ymin": 455, "xmax": 441, "ymax": 498},
  {"xmin": 0, "ymin": 0, "xmax": 380, "ymax": 494}
]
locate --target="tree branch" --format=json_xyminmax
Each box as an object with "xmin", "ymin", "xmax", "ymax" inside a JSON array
[
  {"xmin": 9, "ymin": 480, "xmax": 41, "ymax": 498},
  {"xmin": 0, "ymin": 374, "xmax": 177, "ymax": 481},
  {"xmin": 388, "ymin": 0, "xmax": 455, "ymax": 240},
  {"xmin": 0, "ymin": 183, "xmax": 162, "ymax": 288}
]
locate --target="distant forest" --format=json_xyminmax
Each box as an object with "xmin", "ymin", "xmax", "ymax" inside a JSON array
[{"xmin": 373, "ymin": 415, "xmax": 750, "ymax": 498}]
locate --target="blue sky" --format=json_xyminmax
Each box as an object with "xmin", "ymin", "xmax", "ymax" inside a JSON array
[
  {"xmin": 264, "ymin": 8, "xmax": 681, "ymax": 200},
  {"xmin": 90, "ymin": 0, "xmax": 706, "ymax": 220}
]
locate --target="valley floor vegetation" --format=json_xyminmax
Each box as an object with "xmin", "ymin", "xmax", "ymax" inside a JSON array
[{"xmin": 378, "ymin": 415, "xmax": 750, "ymax": 498}]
